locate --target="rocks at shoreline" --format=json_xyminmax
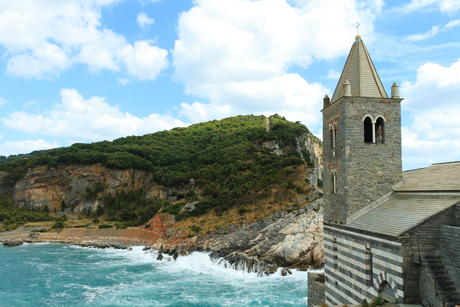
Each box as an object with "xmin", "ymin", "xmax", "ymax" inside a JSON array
[
  {"xmin": 153, "ymin": 200, "xmax": 324, "ymax": 275},
  {"xmin": 2, "ymin": 240, "xmax": 24, "ymax": 247}
]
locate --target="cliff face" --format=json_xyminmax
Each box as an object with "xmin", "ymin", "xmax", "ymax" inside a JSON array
[
  {"xmin": 1, "ymin": 130, "xmax": 324, "ymax": 273},
  {"xmin": 10, "ymin": 164, "xmax": 198, "ymax": 213}
]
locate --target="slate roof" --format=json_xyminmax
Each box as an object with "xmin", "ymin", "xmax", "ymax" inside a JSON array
[
  {"xmin": 395, "ymin": 161, "xmax": 460, "ymax": 192},
  {"xmin": 346, "ymin": 161, "xmax": 460, "ymax": 237},
  {"xmin": 331, "ymin": 36, "xmax": 388, "ymax": 103}
]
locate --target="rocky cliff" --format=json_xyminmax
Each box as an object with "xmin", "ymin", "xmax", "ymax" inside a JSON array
[{"xmin": 0, "ymin": 125, "xmax": 324, "ymax": 274}]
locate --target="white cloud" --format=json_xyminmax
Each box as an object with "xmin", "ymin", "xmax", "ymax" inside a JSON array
[
  {"xmin": 0, "ymin": 97, "xmax": 7, "ymax": 106},
  {"xmin": 178, "ymin": 73, "xmax": 328, "ymax": 125},
  {"xmin": 173, "ymin": 0, "xmax": 380, "ymax": 127},
  {"xmin": 137, "ymin": 12, "xmax": 154, "ymax": 29},
  {"xmin": 401, "ymin": 58, "xmax": 460, "ymax": 169},
  {"xmin": 404, "ymin": 25, "xmax": 440, "ymax": 42},
  {"xmin": 404, "ymin": 20, "xmax": 460, "ymax": 42},
  {"xmin": 117, "ymin": 78, "xmax": 130, "ymax": 85},
  {"xmin": 122, "ymin": 40, "xmax": 169, "ymax": 80},
  {"xmin": 445, "ymin": 19, "xmax": 460, "ymax": 28},
  {"xmin": 0, "ymin": 139, "xmax": 60, "ymax": 157},
  {"xmin": 0, "ymin": 1, "xmax": 168, "ymax": 80},
  {"xmin": 1, "ymin": 88, "xmax": 188, "ymax": 143},
  {"xmin": 401, "ymin": 0, "xmax": 460, "ymax": 13}
]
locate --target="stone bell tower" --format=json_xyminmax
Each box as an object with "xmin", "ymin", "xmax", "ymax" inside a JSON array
[{"xmin": 321, "ymin": 35, "xmax": 403, "ymax": 225}]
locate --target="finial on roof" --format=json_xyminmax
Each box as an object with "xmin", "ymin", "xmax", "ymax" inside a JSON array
[
  {"xmin": 343, "ymin": 79, "xmax": 351, "ymax": 96},
  {"xmin": 323, "ymin": 94, "xmax": 330, "ymax": 108},
  {"xmin": 391, "ymin": 82, "xmax": 400, "ymax": 98}
]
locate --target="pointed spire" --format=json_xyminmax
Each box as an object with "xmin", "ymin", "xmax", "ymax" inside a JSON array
[{"xmin": 331, "ymin": 36, "xmax": 388, "ymax": 103}]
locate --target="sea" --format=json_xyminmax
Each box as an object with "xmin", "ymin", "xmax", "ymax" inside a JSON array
[{"xmin": 0, "ymin": 243, "xmax": 313, "ymax": 306}]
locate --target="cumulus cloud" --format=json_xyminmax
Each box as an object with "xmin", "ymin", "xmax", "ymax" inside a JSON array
[
  {"xmin": 1, "ymin": 88, "xmax": 188, "ymax": 143},
  {"xmin": 122, "ymin": 40, "xmax": 169, "ymax": 80},
  {"xmin": 172, "ymin": 0, "xmax": 380, "ymax": 128},
  {"xmin": 0, "ymin": 139, "xmax": 60, "ymax": 157},
  {"xmin": 137, "ymin": 12, "xmax": 154, "ymax": 29},
  {"xmin": 0, "ymin": 1, "xmax": 168, "ymax": 80},
  {"xmin": 401, "ymin": 58, "xmax": 460, "ymax": 169}
]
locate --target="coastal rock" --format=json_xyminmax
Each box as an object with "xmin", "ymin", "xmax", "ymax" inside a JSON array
[{"xmin": 3, "ymin": 240, "xmax": 23, "ymax": 247}]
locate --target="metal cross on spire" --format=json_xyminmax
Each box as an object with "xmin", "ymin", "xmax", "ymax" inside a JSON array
[{"xmin": 356, "ymin": 22, "xmax": 360, "ymax": 35}]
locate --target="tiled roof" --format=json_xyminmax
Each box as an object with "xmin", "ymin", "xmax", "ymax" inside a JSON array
[
  {"xmin": 346, "ymin": 162, "xmax": 460, "ymax": 237},
  {"xmin": 346, "ymin": 193, "xmax": 459, "ymax": 237},
  {"xmin": 331, "ymin": 36, "xmax": 388, "ymax": 103},
  {"xmin": 395, "ymin": 161, "xmax": 460, "ymax": 192}
]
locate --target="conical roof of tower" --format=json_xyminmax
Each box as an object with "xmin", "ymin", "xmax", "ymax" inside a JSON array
[{"xmin": 330, "ymin": 35, "xmax": 388, "ymax": 103}]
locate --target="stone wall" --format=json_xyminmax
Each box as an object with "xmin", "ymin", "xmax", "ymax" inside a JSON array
[
  {"xmin": 400, "ymin": 207, "xmax": 457, "ymax": 305},
  {"xmin": 440, "ymin": 225, "xmax": 460, "ymax": 292},
  {"xmin": 322, "ymin": 97, "xmax": 403, "ymax": 224},
  {"xmin": 324, "ymin": 226, "xmax": 404, "ymax": 305},
  {"xmin": 308, "ymin": 272, "xmax": 325, "ymax": 307},
  {"xmin": 419, "ymin": 265, "xmax": 440, "ymax": 307}
]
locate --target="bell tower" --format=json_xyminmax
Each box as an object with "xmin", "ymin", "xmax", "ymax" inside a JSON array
[{"xmin": 322, "ymin": 35, "xmax": 403, "ymax": 225}]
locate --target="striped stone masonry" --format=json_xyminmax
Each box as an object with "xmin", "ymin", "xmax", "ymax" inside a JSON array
[{"xmin": 324, "ymin": 226, "xmax": 404, "ymax": 305}]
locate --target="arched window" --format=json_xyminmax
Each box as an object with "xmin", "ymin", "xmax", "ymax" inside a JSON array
[
  {"xmin": 365, "ymin": 248, "xmax": 373, "ymax": 286},
  {"xmin": 364, "ymin": 117, "xmax": 373, "ymax": 143},
  {"xmin": 375, "ymin": 117, "xmax": 385, "ymax": 144},
  {"xmin": 330, "ymin": 124, "xmax": 336, "ymax": 149},
  {"xmin": 331, "ymin": 171, "xmax": 337, "ymax": 195}
]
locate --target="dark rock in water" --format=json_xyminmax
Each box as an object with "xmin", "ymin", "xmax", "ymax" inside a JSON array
[
  {"xmin": 157, "ymin": 253, "xmax": 163, "ymax": 261},
  {"xmin": 3, "ymin": 241, "xmax": 23, "ymax": 247},
  {"xmin": 280, "ymin": 268, "xmax": 293, "ymax": 276},
  {"xmin": 173, "ymin": 252, "xmax": 179, "ymax": 261},
  {"xmin": 143, "ymin": 246, "xmax": 151, "ymax": 251}
]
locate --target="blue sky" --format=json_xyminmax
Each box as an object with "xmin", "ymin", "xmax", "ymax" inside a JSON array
[{"xmin": 0, "ymin": 0, "xmax": 459, "ymax": 171}]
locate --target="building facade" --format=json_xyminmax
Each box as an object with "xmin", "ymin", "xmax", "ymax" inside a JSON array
[{"xmin": 320, "ymin": 36, "xmax": 460, "ymax": 306}]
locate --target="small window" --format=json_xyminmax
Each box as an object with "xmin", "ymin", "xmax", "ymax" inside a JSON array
[
  {"xmin": 365, "ymin": 248, "xmax": 373, "ymax": 286},
  {"xmin": 330, "ymin": 125, "xmax": 336, "ymax": 149},
  {"xmin": 364, "ymin": 117, "xmax": 373, "ymax": 143},
  {"xmin": 331, "ymin": 172, "xmax": 337, "ymax": 194},
  {"xmin": 375, "ymin": 117, "xmax": 384, "ymax": 144}
]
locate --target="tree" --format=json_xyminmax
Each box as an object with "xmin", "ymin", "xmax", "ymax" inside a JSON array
[{"xmin": 61, "ymin": 199, "xmax": 67, "ymax": 212}]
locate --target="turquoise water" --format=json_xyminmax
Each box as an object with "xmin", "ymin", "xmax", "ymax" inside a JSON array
[{"xmin": 0, "ymin": 243, "xmax": 310, "ymax": 306}]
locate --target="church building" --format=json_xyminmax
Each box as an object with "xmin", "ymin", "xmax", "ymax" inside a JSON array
[{"xmin": 319, "ymin": 35, "xmax": 460, "ymax": 306}]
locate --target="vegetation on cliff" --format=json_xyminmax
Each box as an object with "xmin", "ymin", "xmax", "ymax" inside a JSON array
[
  {"xmin": 0, "ymin": 114, "xmax": 321, "ymax": 229},
  {"xmin": 0, "ymin": 194, "xmax": 58, "ymax": 232}
]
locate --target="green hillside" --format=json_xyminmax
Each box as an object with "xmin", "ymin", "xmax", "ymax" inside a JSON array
[{"xmin": 0, "ymin": 114, "xmax": 321, "ymax": 230}]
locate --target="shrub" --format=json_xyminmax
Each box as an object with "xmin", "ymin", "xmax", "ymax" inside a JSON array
[
  {"xmin": 43, "ymin": 205, "xmax": 50, "ymax": 213},
  {"xmin": 52, "ymin": 221, "xmax": 66, "ymax": 229},
  {"xmin": 238, "ymin": 206, "xmax": 247, "ymax": 215},
  {"xmin": 61, "ymin": 199, "xmax": 67, "ymax": 212},
  {"xmin": 191, "ymin": 226, "xmax": 202, "ymax": 233},
  {"xmin": 362, "ymin": 299, "xmax": 369, "ymax": 307},
  {"xmin": 98, "ymin": 224, "xmax": 113, "ymax": 229},
  {"xmin": 92, "ymin": 217, "xmax": 100, "ymax": 224},
  {"xmin": 317, "ymin": 179, "xmax": 323, "ymax": 188},
  {"xmin": 374, "ymin": 296, "xmax": 385, "ymax": 306}
]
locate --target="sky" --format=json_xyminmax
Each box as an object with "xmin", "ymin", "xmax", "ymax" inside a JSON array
[{"xmin": 0, "ymin": 0, "xmax": 459, "ymax": 171}]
